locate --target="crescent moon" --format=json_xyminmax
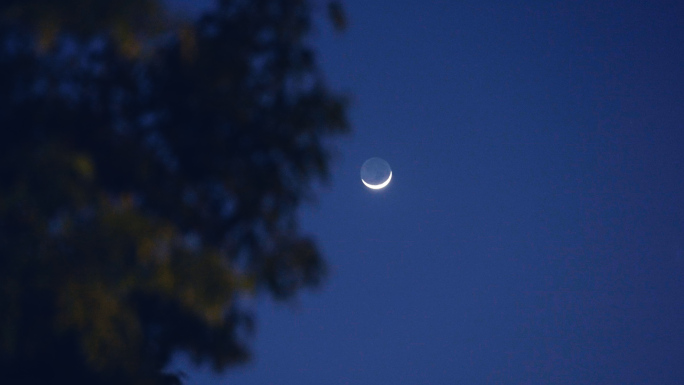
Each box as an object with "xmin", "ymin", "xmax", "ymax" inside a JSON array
[{"xmin": 362, "ymin": 171, "xmax": 392, "ymax": 189}]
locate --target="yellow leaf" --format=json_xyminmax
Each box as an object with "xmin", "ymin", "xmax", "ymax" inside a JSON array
[{"xmin": 73, "ymin": 154, "xmax": 94, "ymax": 179}]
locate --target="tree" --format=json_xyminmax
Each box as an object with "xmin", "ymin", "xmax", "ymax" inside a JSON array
[{"xmin": 0, "ymin": 0, "xmax": 348, "ymax": 383}]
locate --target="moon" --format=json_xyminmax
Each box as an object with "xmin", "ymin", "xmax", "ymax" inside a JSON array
[
  {"xmin": 360, "ymin": 157, "xmax": 392, "ymax": 189},
  {"xmin": 362, "ymin": 171, "xmax": 392, "ymax": 189}
]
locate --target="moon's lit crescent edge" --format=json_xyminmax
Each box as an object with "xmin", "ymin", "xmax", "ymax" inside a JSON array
[{"xmin": 362, "ymin": 171, "xmax": 392, "ymax": 189}]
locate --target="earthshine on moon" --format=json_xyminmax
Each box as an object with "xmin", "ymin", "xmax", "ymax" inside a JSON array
[{"xmin": 360, "ymin": 157, "xmax": 392, "ymax": 189}]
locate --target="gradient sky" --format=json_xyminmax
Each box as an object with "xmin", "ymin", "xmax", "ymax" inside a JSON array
[{"xmin": 169, "ymin": 1, "xmax": 684, "ymax": 383}]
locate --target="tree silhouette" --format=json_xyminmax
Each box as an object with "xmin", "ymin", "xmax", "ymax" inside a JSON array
[{"xmin": 0, "ymin": 0, "xmax": 347, "ymax": 383}]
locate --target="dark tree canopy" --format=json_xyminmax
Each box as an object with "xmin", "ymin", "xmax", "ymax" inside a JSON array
[{"xmin": 0, "ymin": 0, "xmax": 347, "ymax": 383}]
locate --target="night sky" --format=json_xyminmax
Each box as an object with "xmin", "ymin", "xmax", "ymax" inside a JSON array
[{"xmin": 170, "ymin": 1, "xmax": 684, "ymax": 383}]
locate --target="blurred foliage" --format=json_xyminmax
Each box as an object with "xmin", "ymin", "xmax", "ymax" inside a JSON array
[
  {"xmin": 1, "ymin": 0, "xmax": 164, "ymax": 55},
  {"xmin": 0, "ymin": 0, "xmax": 348, "ymax": 383}
]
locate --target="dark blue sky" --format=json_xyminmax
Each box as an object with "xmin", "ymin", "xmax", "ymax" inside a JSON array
[{"xmin": 171, "ymin": 1, "xmax": 684, "ymax": 383}]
